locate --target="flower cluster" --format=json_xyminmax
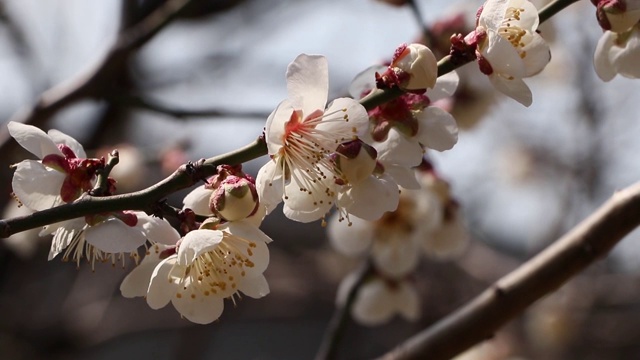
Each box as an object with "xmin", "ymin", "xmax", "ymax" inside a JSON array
[
  {"xmin": 328, "ymin": 166, "xmax": 468, "ymax": 325},
  {"xmin": 257, "ymin": 49, "xmax": 459, "ymax": 225}
]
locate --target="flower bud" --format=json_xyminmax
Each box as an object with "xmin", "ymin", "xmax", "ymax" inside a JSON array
[
  {"xmin": 334, "ymin": 140, "xmax": 377, "ymax": 185},
  {"xmin": 594, "ymin": 0, "xmax": 640, "ymax": 32},
  {"xmin": 209, "ymin": 175, "xmax": 259, "ymax": 221},
  {"xmin": 390, "ymin": 43, "xmax": 438, "ymax": 90}
]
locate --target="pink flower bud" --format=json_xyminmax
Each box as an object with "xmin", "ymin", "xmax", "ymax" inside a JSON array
[
  {"xmin": 390, "ymin": 43, "xmax": 438, "ymax": 90},
  {"xmin": 209, "ymin": 176, "xmax": 259, "ymax": 221}
]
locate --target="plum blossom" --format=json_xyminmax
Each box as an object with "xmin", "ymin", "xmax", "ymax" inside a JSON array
[
  {"xmin": 592, "ymin": 0, "xmax": 640, "ymax": 81},
  {"xmin": 351, "ymin": 66, "xmax": 460, "ymax": 189},
  {"xmin": 256, "ymin": 54, "xmax": 370, "ymax": 223},
  {"xmin": 43, "ymin": 211, "xmax": 163, "ymax": 269},
  {"xmin": 120, "ymin": 217, "xmax": 271, "ymax": 324},
  {"xmin": 329, "ymin": 168, "xmax": 468, "ymax": 278},
  {"xmin": 8, "ymin": 121, "xmax": 102, "ymax": 211},
  {"xmin": 475, "ymin": 0, "xmax": 551, "ymax": 106},
  {"xmin": 337, "ymin": 272, "xmax": 420, "ymax": 326}
]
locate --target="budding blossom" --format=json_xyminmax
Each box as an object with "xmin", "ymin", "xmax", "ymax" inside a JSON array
[
  {"xmin": 337, "ymin": 272, "xmax": 420, "ymax": 326},
  {"xmin": 376, "ymin": 43, "xmax": 438, "ymax": 90},
  {"xmin": 256, "ymin": 54, "xmax": 380, "ymax": 223},
  {"xmin": 121, "ymin": 213, "xmax": 272, "ymax": 324},
  {"xmin": 473, "ymin": 0, "xmax": 551, "ymax": 106},
  {"xmin": 592, "ymin": 0, "xmax": 640, "ymax": 80},
  {"xmin": 350, "ymin": 61, "xmax": 460, "ymax": 189},
  {"xmin": 8, "ymin": 122, "xmax": 157, "ymax": 268}
]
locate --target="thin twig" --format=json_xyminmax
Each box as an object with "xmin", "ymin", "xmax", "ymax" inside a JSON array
[
  {"xmin": 0, "ymin": 0, "xmax": 195, "ymax": 154},
  {"xmin": 377, "ymin": 182, "xmax": 640, "ymax": 360},
  {"xmin": 315, "ymin": 261, "xmax": 375, "ymax": 360},
  {"xmin": 115, "ymin": 95, "xmax": 270, "ymax": 119}
]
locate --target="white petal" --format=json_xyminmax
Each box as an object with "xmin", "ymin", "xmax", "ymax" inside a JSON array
[
  {"xmin": 328, "ymin": 214, "xmax": 374, "ymax": 256},
  {"xmin": 223, "ymin": 220, "xmax": 272, "ymax": 244},
  {"xmin": 12, "ymin": 160, "xmax": 65, "ymax": 211},
  {"xmin": 146, "ymin": 256, "xmax": 178, "ymax": 309},
  {"xmin": 394, "ymin": 281, "xmax": 421, "ymax": 321},
  {"xmin": 339, "ymin": 175, "xmax": 400, "ymax": 221},
  {"xmin": 136, "ymin": 213, "xmax": 181, "ymax": 245},
  {"xmin": 489, "ymin": 74, "xmax": 533, "ymax": 107},
  {"xmin": 479, "ymin": 0, "xmax": 510, "ymax": 31},
  {"xmin": 238, "ymin": 274, "xmax": 270, "ymax": 299},
  {"xmin": 594, "ymin": 31, "xmax": 617, "ymax": 82},
  {"xmin": 521, "ymin": 33, "xmax": 551, "ymax": 77},
  {"xmin": 416, "ymin": 107, "xmax": 458, "ymax": 151},
  {"xmin": 508, "ymin": 0, "xmax": 540, "ymax": 30},
  {"xmin": 375, "ymin": 128, "xmax": 423, "ymax": 167},
  {"xmin": 286, "ymin": 54, "xmax": 329, "ymax": 116},
  {"xmin": 85, "ymin": 218, "xmax": 147, "ymax": 253},
  {"xmin": 348, "ymin": 65, "xmax": 386, "ymax": 98},
  {"xmin": 172, "ymin": 287, "xmax": 224, "ymax": 324},
  {"xmin": 47, "ymin": 129, "xmax": 86, "ymax": 158},
  {"xmin": 318, "ymin": 97, "xmax": 370, "ymax": 143},
  {"xmin": 8, "ymin": 122, "xmax": 61, "ymax": 158},
  {"xmin": 222, "ymin": 230, "xmax": 270, "ymax": 275},
  {"xmin": 351, "ymin": 278, "xmax": 396, "ymax": 326},
  {"xmin": 483, "ymin": 32, "xmax": 526, "ymax": 78},
  {"xmin": 423, "ymin": 217, "xmax": 469, "ymax": 259},
  {"xmin": 427, "ymin": 71, "xmax": 459, "ymax": 102},
  {"xmin": 255, "ymin": 160, "xmax": 284, "ymax": 214},
  {"xmin": 385, "ymin": 165, "xmax": 421, "ymax": 189},
  {"xmin": 609, "ymin": 28, "xmax": 640, "ymax": 79},
  {"xmin": 372, "ymin": 234, "xmax": 421, "ymax": 278},
  {"xmin": 264, "ymin": 99, "xmax": 293, "ymax": 154},
  {"xmin": 120, "ymin": 244, "xmax": 171, "ymax": 298},
  {"xmin": 182, "ymin": 185, "xmax": 214, "ymax": 216},
  {"xmin": 178, "ymin": 229, "xmax": 224, "ymax": 266},
  {"xmin": 47, "ymin": 218, "xmax": 86, "ymax": 260}
]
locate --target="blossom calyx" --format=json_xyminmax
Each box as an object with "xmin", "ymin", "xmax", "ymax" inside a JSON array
[
  {"xmin": 377, "ymin": 44, "xmax": 438, "ymax": 91},
  {"xmin": 210, "ymin": 175, "xmax": 259, "ymax": 221},
  {"xmin": 594, "ymin": 0, "xmax": 640, "ymax": 32}
]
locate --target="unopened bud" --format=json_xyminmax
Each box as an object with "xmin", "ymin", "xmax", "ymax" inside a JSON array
[
  {"xmin": 209, "ymin": 176, "xmax": 259, "ymax": 221},
  {"xmin": 390, "ymin": 43, "xmax": 438, "ymax": 90},
  {"xmin": 335, "ymin": 140, "xmax": 377, "ymax": 185}
]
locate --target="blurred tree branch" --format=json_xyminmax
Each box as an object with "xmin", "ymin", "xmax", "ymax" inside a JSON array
[{"xmin": 377, "ymin": 181, "xmax": 640, "ymax": 360}]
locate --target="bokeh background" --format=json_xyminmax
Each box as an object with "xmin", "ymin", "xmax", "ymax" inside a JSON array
[{"xmin": 1, "ymin": 0, "xmax": 640, "ymax": 359}]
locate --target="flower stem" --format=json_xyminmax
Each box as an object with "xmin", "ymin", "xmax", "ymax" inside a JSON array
[
  {"xmin": 315, "ymin": 261, "xmax": 375, "ymax": 360},
  {"xmin": 538, "ymin": 0, "xmax": 582, "ymax": 24},
  {"xmin": 0, "ymin": 137, "xmax": 267, "ymax": 238}
]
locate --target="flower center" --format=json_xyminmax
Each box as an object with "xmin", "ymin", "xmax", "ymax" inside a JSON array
[{"xmin": 499, "ymin": 7, "xmax": 529, "ymax": 58}]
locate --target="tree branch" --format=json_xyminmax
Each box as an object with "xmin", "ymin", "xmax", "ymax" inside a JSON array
[
  {"xmin": 0, "ymin": 0, "xmax": 196, "ymax": 154},
  {"xmin": 377, "ymin": 182, "xmax": 640, "ymax": 360},
  {"xmin": 0, "ymin": 136, "xmax": 267, "ymax": 238}
]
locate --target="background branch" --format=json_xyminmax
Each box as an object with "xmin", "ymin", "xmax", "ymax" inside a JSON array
[{"xmin": 377, "ymin": 181, "xmax": 640, "ymax": 360}]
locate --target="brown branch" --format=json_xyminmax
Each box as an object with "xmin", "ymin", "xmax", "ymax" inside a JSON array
[{"xmin": 377, "ymin": 181, "xmax": 640, "ymax": 360}]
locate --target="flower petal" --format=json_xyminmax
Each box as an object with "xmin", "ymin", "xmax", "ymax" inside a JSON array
[
  {"xmin": 264, "ymin": 99, "xmax": 294, "ymax": 154},
  {"xmin": 47, "ymin": 129, "xmax": 86, "ymax": 158},
  {"xmin": 339, "ymin": 175, "xmax": 400, "ymax": 221},
  {"xmin": 328, "ymin": 215, "xmax": 374, "ymax": 256},
  {"xmin": 238, "ymin": 274, "xmax": 270, "ymax": 299},
  {"xmin": 177, "ymin": 229, "xmax": 224, "ymax": 266},
  {"xmin": 137, "ymin": 213, "xmax": 181, "ymax": 246},
  {"xmin": 375, "ymin": 128, "xmax": 423, "ymax": 167},
  {"xmin": 182, "ymin": 185, "xmax": 214, "ymax": 216},
  {"xmin": 385, "ymin": 165, "xmax": 420, "ymax": 189},
  {"xmin": 484, "ymin": 32, "xmax": 526, "ymax": 78},
  {"xmin": 8, "ymin": 122, "xmax": 61, "ymax": 159},
  {"xmin": 372, "ymin": 233, "xmax": 421, "ymax": 278},
  {"xmin": 120, "ymin": 244, "xmax": 170, "ymax": 298},
  {"xmin": 318, "ymin": 97, "xmax": 370, "ymax": 144},
  {"xmin": 394, "ymin": 281, "xmax": 421, "ymax": 321},
  {"xmin": 146, "ymin": 256, "xmax": 178, "ymax": 309},
  {"xmin": 351, "ymin": 278, "xmax": 396, "ymax": 326},
  {"xmin": 12, "ymin": 160, "xmax": 66, "ymax": 211},
  {"xmin": 286, "ymin": 54, "xmax": 329, "ymax": 116},
  {"xmin": 223, "ymin": 220, "xmax": 272, "ymax": 244},
  {"xmin": 255, "ymin": 160, "xmax": 285, "ymax": 214},
  {"xmin": 521, "ymin": 33, "xmax": 551, "ymax": 77},
  {"xmin": 85, "ymin": 218, "xmax": 147, "ymax": 253},
  {"xmin": 416, "ymin": 107, "xmax": 458, "ymax": 151},
  {"xmin": 489, "ymin": 73, "xmax": 532, "ymax": 107},
  {"xmin": 172, "ymin": 286, "xmax": 225, "ymax": 324},
  {"xmin": 594, "ymin": 31, "xmax": 617, "ymax": 82},
  {"xmin": 46, "ymin": 218, "xmax": 86, "ymax": 260},
  {"xmin": 348, "ymin": 65, "xmax": 386, "ymax": 99},
  {"xmin": 427, "ymin": 71, "xmax": 459, "ymax": 102},
  {"xmin": 479, "ymin": 0, "xmax": 510, "ymax": 31},
  {"xmin": 609, "ymin": 28, "xmax": 640, "ymax": 79}
]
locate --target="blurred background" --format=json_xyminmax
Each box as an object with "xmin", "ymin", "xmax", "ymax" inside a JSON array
[{"xmin": 1, "ymin": 0, "xmax": 640, "ymax": 359}]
